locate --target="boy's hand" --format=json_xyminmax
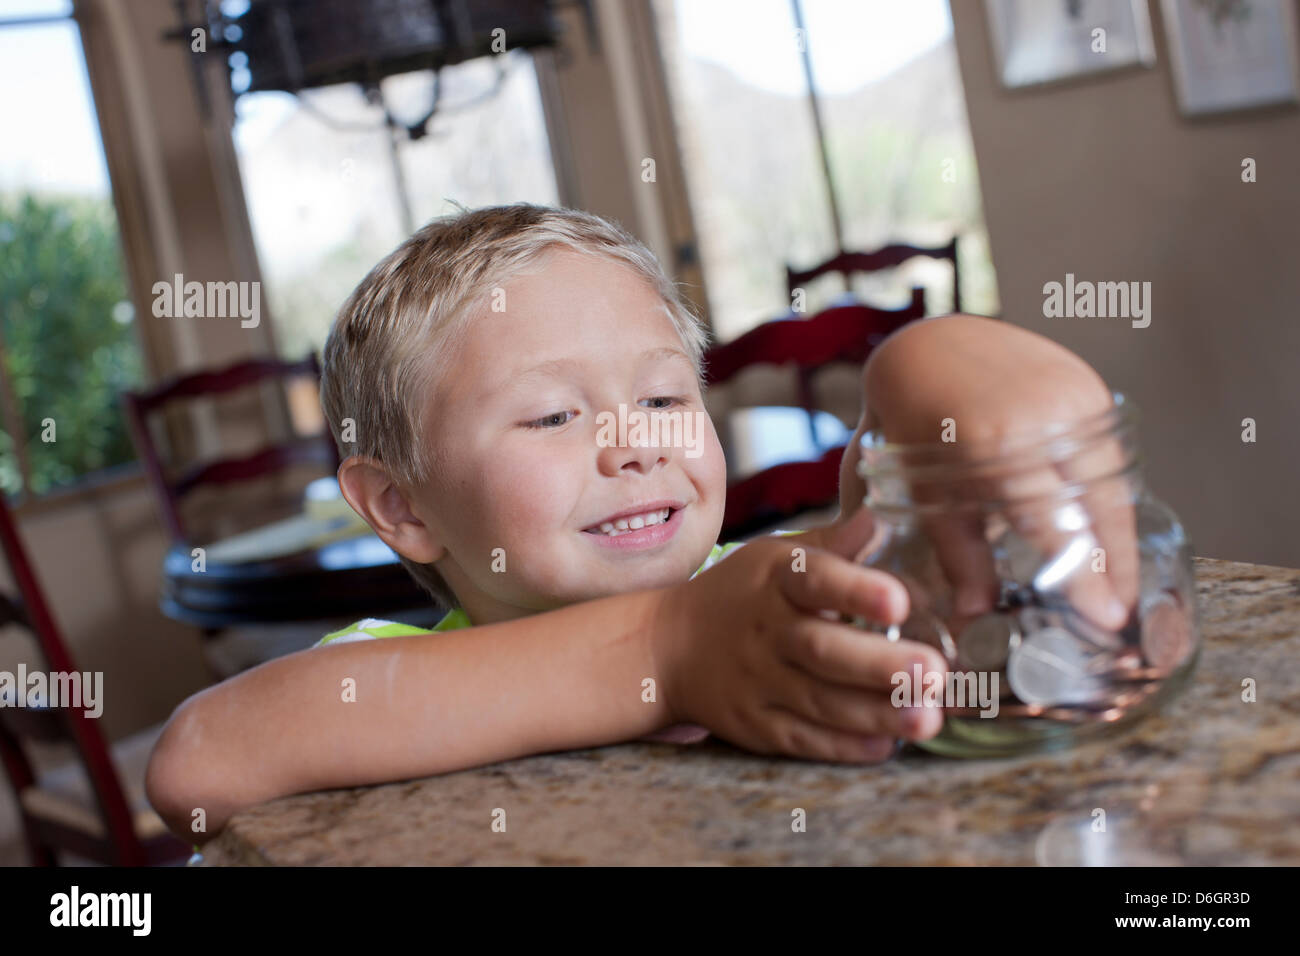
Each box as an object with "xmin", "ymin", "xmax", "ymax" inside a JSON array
[
  {"xmin": 653, "ymin": 508, "xmax": 949, "ymax": 763},
  {"xmin": 838, "ymin": 314, "xmax": 1139, "ymax": 633}
]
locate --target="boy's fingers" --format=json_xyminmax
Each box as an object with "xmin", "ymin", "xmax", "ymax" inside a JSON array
[
  {"xmin": 921, "ymin": 511, "xmax": 1000, "ymax": 626},
  {"xmin": 1085, "ymin": 499, "xmax": 1140, "ymax": 616},
  {"xmin": 780, "ymin": 617, "xmax": 947, "ymax": 691},
  {"xmin": 760, "ymin": 703, "xmax": 902, "ymax": 764},
  {"xmin": 769, "ymin": 665, "xmax": 944, "ymax": 740},
  {"xmin": 817, "ymin": 504, "xmax": 878, "ymax": 561},
  {"xmin": 1053, "ymin": 438, "xmax": 1141, "ymax": 616},
  {"xmin": 777, "ymin": 551, "xmax": 909, "ymax": 624},
  {"xmin": 796, "ymin": 504, "xmax": 878, "ymax": 563},
  {"xmin": 983, "ymin": 463, "xmax": 1128, "ymax": 630}
]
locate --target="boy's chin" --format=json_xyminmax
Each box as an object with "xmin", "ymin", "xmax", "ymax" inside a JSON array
[{"xmin": 561, "ymin": 557, "xmax": 697, "ymax": 599}]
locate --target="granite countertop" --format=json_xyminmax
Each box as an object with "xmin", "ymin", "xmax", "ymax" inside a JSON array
[{"xmin": 199, "ymin": 557, "xmax": 1300, "ymax": 865}]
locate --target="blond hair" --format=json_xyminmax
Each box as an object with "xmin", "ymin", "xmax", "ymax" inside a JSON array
[{"xmin": 320, "ymin": 203, "xmax": 710, "ymax": 609}]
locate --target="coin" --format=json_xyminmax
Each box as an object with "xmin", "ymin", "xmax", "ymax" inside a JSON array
[
  {"xmin": 1006, "ymin": 625, "xmax": 1105, "ymax": 707},
  {"xmin": 896, "ymin": 610, "xmax": 958, "ymax": 664},
  {"xmin": 957, "ymin": 612, "xmax": 1018, "ymax": 672},
  {"xmin": 1140, "ymin": 592, "xmax": 1192, "ymax": 671}
]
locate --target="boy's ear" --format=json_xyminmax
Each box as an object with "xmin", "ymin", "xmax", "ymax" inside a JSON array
[{"xmin": 336, "ymin": 457, "xmax": 445, "ymax": 564}]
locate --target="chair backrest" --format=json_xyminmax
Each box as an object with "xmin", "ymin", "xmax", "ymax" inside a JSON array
[
  {"xmin": 704, "ymin": 288, "xmax": 926, "ymax": 401},
  {"xmin": 122, "ymin": 353, "xmax": 341, "ymax": 543},
  {"xmin": 0, "ymin": 493, "xmax": 148, "ymax": 865},
  {"xmin": 786, "ymin": 237, "xmax": 961, "ymax": 314},
  {"xmin": 704, "ymin": 293, "xmax": 926, "ymax": 539}
]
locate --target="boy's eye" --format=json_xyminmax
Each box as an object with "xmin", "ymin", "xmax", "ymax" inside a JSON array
[
  {"xmin": 641, "ymin": 396, "xmax": 685, "ymax": 410},
  {"xmin": 521, "ymin": 397, "xmax": 685, "ymax": 428},
  {"xmin": 523, "ymin": 409, "xmax": 577, "ymax": 429}
]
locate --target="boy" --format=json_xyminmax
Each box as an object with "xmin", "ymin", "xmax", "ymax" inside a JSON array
[{"xmin": 146, "ymin": 204, "xmax": 1126, "ymax": 843}]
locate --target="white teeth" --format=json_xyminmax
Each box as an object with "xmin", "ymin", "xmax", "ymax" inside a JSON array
[{"xmin": 588, "ymin": 508, "xmax": 674, "ymax": 536}]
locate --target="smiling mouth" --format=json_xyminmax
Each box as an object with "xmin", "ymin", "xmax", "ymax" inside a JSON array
[{"xmin": 582, "ymin": 507, "xmax": 676, "ymax": 537}]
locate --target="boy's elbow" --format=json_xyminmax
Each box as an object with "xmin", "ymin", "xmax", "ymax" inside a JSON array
[{"xmin": 146, "ymin": 702, "xmax": 224, "ymax": 843}]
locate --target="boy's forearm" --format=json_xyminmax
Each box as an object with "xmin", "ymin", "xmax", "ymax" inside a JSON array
[{"xmin": 148, "ymin": 587, "xmax": 678, "ymax": 841}]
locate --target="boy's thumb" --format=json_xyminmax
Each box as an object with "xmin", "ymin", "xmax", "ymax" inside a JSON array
[{"xmin": 813, "ymin": 505, "xmax": 878, "ymax": 563}]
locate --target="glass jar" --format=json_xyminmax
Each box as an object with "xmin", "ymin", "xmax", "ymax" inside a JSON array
[{"xmin": 855, "ymin": 394, "xmax": 1199, "ymax": 757}]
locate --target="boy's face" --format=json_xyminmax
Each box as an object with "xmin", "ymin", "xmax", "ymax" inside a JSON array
[{"xmin": 411, "ymin": 248, "xmax": 727, "ymax": 623}]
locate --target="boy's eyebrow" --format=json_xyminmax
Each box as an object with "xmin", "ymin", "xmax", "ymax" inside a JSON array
[{"xmin": 508, "ymin": 348, "xmax": 693, "ymax": 387}]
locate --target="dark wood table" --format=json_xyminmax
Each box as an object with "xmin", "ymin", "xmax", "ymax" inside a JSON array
[{"xmin": 161, "ymin": 533, "xmax": 438, "ymax": 629}]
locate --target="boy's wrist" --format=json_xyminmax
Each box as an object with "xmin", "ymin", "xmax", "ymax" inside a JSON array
[{"xmin": 646, "ymin": 583, "xmax": 692, "ymax": 727}]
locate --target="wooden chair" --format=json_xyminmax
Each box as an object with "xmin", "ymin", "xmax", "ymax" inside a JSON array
[
  {"xmin": 704, "ymin": 291, "xmax": 926, "ymax": 540},
  {"xmin": 786, "ymin": 237, "xmax": 961, "ymax": 315},
  {"xmin": 122, "ymin": 354, "xmax": 341, "ymax": 545},
  {"xmin": 0, "ymin": 492, "xmax": 190, "ymax": 865}
]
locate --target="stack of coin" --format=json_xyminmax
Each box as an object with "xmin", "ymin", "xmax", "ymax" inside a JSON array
[
  {"xmin": 877, "ymin": 583, "xmax": 1193, "ymax": 724},
  {"xmin": 955, "ymin": 592, "xmax": 1170, "ymax": 714}
]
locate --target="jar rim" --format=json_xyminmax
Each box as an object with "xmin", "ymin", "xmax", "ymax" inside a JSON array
[
  {"xmin": 858, "ymin": 392, "xmax": 1137, "ymax": 483},
  {"xmin": 861, "ymin": 392, "xmax": 1132, "ymax": 456}
]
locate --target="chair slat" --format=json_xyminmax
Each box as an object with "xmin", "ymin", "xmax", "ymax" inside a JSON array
[
  {"xmin": 171, "ymin": 436, "xmax": 338, "ymax": 497},
  {"xmin": 787, "ymin": 237, "xmax": 960, "ymax": 313},
  {"xmin": 121, "ymin": 352, "xmax": 340, "ymax": 543}
]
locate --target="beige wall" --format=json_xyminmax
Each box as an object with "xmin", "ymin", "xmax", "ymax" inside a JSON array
[{"xmin": 950, "ymin": 0, "xmax": 1300, "ymax": 569}]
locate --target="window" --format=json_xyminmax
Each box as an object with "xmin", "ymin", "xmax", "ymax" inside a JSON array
[
  {"xmin": 230, "ymin": 47, "xmax": 559, "ymax": 362},
  {"xmin": 0, "ymin": 2, "xmax": 144, "ymax": 497},
  {"xmin": 655, "ymin": 0, "xmax": 1001, "ymax": 340}
]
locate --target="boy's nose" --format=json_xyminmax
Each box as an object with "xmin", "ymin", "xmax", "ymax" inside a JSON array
[{"xmin": 596, "ymin": 434, "xmax": 672, "ymax": 476}]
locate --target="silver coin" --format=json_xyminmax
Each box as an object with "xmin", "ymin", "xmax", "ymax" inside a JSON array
[
  {"xmin": 957, "ymin": 612, "xmax": 1019, "ymax": 672},
  {"xmin": 1006, "ymin": 625, "xmax": 1105, "ymax": 707},
  {"xmin": 1140, "ymin": 592, "xmax": 1192, "ymax": 672}
]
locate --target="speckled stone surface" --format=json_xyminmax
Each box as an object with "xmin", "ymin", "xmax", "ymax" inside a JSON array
[{"xmin": 199, "ymin": 557, "xmax": 1300, "ymax": 865}]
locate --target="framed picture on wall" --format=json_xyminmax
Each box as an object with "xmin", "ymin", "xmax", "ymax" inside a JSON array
[
  {"xmin": 1161, "ymin": 0, "xmax": 1300, "ymax": 115},
  {"xmin": 986, "ymin": 0, "xmax": 1157, "ymax": 89}
]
